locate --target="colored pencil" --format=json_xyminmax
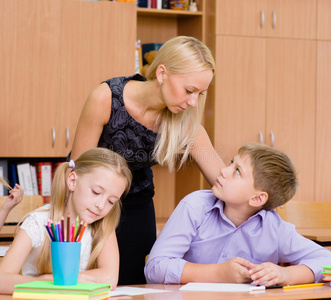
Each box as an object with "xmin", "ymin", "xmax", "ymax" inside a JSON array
[
  {"xmin": 60, "ymin": 216, "xmax": 65, "ymax": 242},
  {"xmin": 47, "ymin": 219, "xmax": 54, "ymax": 239},
  {"xmin": 283, "ymin": 283, "xmax": 324, "ymax": 289},
  {"xmin": 50, "ymin": 221, "xmax": 58, "ymax": 242},
  {"xmin": 75, "ymin": 220, "xmax": 84, "ymax": 242},
  {"xmin": 77, "ymin": 221, "xmax": 87, "ymax": 242},
  {"xmin": 66, "ymin": 212, "xmax": 70, "ymax": 242},
  {"xmin": 74, "ymin": 216, "xmax": 79, "ymax": 238},
  {"xmin": 45, "ymin": 225, "xmax": 55, "ymax": 241}
]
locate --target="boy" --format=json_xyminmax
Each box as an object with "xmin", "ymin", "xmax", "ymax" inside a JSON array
[{"xmin": 144, "ymin": 143, "xmax": 331, "ymax": 286}]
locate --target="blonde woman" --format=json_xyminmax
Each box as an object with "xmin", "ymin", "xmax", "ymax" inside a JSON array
[
  {"xmin": 0, "ymin": 148, "xmax": 132, "ymax": 295},
  {"xmin": 69, "ymin": 36, "xmax": 225, "ymax": 284}
]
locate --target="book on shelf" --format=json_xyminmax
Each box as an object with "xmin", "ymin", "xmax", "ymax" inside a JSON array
[
  {"xmin": 0, "ymin": 160, "xmax": 9, "ymax": 196},
  {"xmin": 13, "ymin": 281, "xmax": 111, "ymax": 300},
  {"xmin": 8, "ymin": 163, "xmax": 18, "ymax": 190},
  {"xmin": 17, "ymin": 163, "xmax": 34, "ymax": 196},
  {"xmin": 30, "ymin": 165, "xmax": 39, "ymax": 195},
  {"xmin": 34, "ymin": 162, "xmax": 52, "ymax": 203}
]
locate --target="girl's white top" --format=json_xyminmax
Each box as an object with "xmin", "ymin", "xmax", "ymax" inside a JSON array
[{"xmin": 20, "ymin": 204, "xmax": 92, "ymax": 276}]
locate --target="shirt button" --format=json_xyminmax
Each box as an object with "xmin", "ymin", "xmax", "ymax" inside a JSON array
[{"xmin": 222, "ymin": 254, "xmax": 227, "ymax": 258}]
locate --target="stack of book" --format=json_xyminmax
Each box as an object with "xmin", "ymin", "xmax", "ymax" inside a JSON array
[
  {"xmin": 12, "ymin": 281, "xmax": 111, "ymax": 300},
  {"xmin": 322, "ymin": 265, "xmax": 331, "ymax": 284}
]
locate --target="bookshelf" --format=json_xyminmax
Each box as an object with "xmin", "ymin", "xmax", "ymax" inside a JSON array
[
  {"xmin": 0, "ymin": 0, "xmax": 216, "ymax": 223},
  {"xmin": 135, "ymin": 1, "xmax": 217, "ymax": 220}
]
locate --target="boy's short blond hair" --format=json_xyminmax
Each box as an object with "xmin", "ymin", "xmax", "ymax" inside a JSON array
[{"xmin": 238, "ymin": 143, "xmax": 298, "ymax": 210}]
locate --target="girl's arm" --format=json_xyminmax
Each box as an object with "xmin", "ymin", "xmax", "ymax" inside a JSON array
[
  {"xmin": 190, "ymin": 125, "xmax": 225, "ymax": 186},
  {"xmin": 0, "ymin": 184, "xmax": 24, "ymax": 230},
  {"xmin": 77, "ymin": 231, "xmax": 119, "ymax": 289},
  {"xmin": 70, "ymin": 83, "xmax": 112, "ymax": 160},
  {"xmin": 0, "ymin": 229, "xmax": 44, "ymax": 294}
]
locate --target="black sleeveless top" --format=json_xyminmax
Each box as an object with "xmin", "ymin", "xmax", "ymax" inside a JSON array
[{"xmin": 98, "ymin": 74, "xmax": 158, "ymax": 195}]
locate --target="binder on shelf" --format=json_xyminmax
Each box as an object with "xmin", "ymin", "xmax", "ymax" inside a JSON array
[
  {"xmin": 30, "ymin": 165, "xmax": 39, "ymax": 195},
  {"xmin": 17, "ymin": 163, "xmax": 34, "ymax": 196},
  {"xmin": 0, "ymin": 160, "xmax": 9, "ymax": 196},
  {"xmin": 34, "ymin": 162, "xmax": 52, "ymax": 203},
  {"xmin": 8, "ymin": 163, "xmax": 18, "ymax": 189}
]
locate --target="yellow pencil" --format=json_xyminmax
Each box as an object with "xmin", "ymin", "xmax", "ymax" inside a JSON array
[{"xmin": 283, "ymin": 283, "xmax": 324, "ymax": 289}]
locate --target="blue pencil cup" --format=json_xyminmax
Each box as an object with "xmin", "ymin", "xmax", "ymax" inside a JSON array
[{"xmin": 51, "ymin": 242, "xmax": 81, "ymax": 285}]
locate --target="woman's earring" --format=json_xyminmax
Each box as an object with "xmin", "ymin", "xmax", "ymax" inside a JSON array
[{"xmin": 158, "ymin": 81, "xmax": 163, "ymax": 86}]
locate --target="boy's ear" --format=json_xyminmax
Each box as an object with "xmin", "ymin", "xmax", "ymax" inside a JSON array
[
  {"xmin": 249, "ymin": 191, "xmax": 268, "ymax": 208},
  {"xmin": 66, "ymin": 171, "xmax": 77, "ymax": 192}
]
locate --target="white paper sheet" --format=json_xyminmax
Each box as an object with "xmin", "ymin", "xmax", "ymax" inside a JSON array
[
  {"xmin": 0, "ymin": 246, "xmax": 10, "ymax": 257},
  {"xmin": 180, "ymin": 282, "xmax": 266, "ymax": 293},
  {"xmin": 109, "ymin": 286, "xmax": 171, "ymax": 296}
]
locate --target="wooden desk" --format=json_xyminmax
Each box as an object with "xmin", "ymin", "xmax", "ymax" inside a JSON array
[
  {"xmin": 117, "ymin": 283, "xmax": 331, "ymax": 300},
  {"xmin": 297, "ymin": 228, "xmax": 331, "ymax": 248},
  {"xmin": 1, "ymin": 283, "xmax": 331, "ymax": 299},
  {"xmin": 297, "ymin": 228, "xmax": 331, "ymax": 243}
]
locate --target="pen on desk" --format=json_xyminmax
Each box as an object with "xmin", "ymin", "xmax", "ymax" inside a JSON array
[
  {"xmin": 265, "ymin": 285, "xmax": 286, "ymax": 289},
  {"xmin": 283, "ymin": 283, "xmax": 324, "ymax": 289}
]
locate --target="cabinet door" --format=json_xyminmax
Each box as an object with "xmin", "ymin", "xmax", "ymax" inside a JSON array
[
  {"xmin": 267, "ymin": 0, "xmax": 317, "ymax": 39},
  {"xmin": 216, "ymin": 0, "xmax": 267, "ymax": 36},
  {"xmin": 214, "ymin": 36, "xmax": 266, "ymax": 165},
  {"xmin": 0, "ymin": 0, "xmax": 61, "ymax": 157},
  {"xmin": 60, "ymin": 0, "xmax": 136, "ymax": 157},
  {"xmin": 266, "ymin": 39, "xmax": 316, "ymax": 202},
  {"xmin": 316, "ymin": 42, "xmax": 331, "ymax": 201},
  {"xmin": 317, "ymin": 0, "xmax": 331, "ymax": 40}
]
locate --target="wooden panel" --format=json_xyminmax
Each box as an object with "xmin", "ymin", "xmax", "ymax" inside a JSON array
[
  {"xmin": 216, "ymin": 0, "xmax": 267, "ymax": 36},
  {"xmin": 0, "ymin": 0, "xmax": 61, "ymax": 157},
  {"xmin": 267, "ymin": 0, "xmax": 317, "ymax": 39},
  {"xmin": 0, "ymin": 195, "xmax": 43, "ymax": 223},
  {"xmin": 60, "ymin": 0, "xmax": 136, "ymax": 156},
  {"xmin": 137, "ymin": 16, "xmax": 178, "ymax": 44},
  {"xmin": 317, "ymin": 0, "xmax": 331, "ymax": 40},
  {"xmin": 266, "ymin": 39, "xmax": 316, "ymax": 202},
  {"xmin": 152, "ymin": 165, "xmax": 175, "ymax": 219},
  {"xmin": 316, "ymin": 42, "xmax": 331, "ymax": 201},
  {"xmin": 214, "ymin": 36, "xmax": 266, "ymax": 165},
  {"xmin": 276, "ymin": 201, "xmax": 331, "ymax": 228}
]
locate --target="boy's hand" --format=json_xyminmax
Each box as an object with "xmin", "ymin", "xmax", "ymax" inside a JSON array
[
  {"xmin": 1, "ymin": 184, "xmax": 24, "ymax": 212},
  {"xmin": 219, "ymin": 257, "xmax": 253, "ymax": 283},
  {"xmin": 249, "ymin": 262, "xmax": 289, "ymax": 286}
]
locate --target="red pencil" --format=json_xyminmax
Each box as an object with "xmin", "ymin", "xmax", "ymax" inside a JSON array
[{"xmin": 77, "ymin": 221, "xmax": 87, "ymax": 242}]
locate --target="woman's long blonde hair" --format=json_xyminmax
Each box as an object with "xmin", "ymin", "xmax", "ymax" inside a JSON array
[
  {"xmin": 36, "ymin": 148, "xmax": 132, "ymax": 274},
  {"xmin": 145, "ymin": 36, "xmax": 215, "ymax": 172}
]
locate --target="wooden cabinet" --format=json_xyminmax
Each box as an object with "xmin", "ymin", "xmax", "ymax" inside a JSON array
[
  {"xmin": 0, "ymin": 0, "xmax": 61, "ymax": 157},
  {"xmin": 212, "ymin": 0, "xmax": 317, "ymax": 202},
  {"xmin": 60, "ymin": 0, "xmax": 136, "ymax": 157},
  {"xmin": 315, "ymin": 0, "xmax": 331, "ymax": 202},
  {"xmin": 216, "ymin": 0, "xmax": 316, "ymax": 39},
  {"xmin": 0, "ymin": 0, "xmax": 136, "ymax": 157}
]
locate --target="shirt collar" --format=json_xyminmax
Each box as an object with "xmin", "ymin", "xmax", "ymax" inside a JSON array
[{"xmin": 209, "ymin": 198, "xmax": 268, "ymax": 223}]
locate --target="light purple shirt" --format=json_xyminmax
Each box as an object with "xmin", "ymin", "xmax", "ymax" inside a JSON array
[{"xmin": 145, "ymin": 190, "xmax": 331, "ymax": 284}]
